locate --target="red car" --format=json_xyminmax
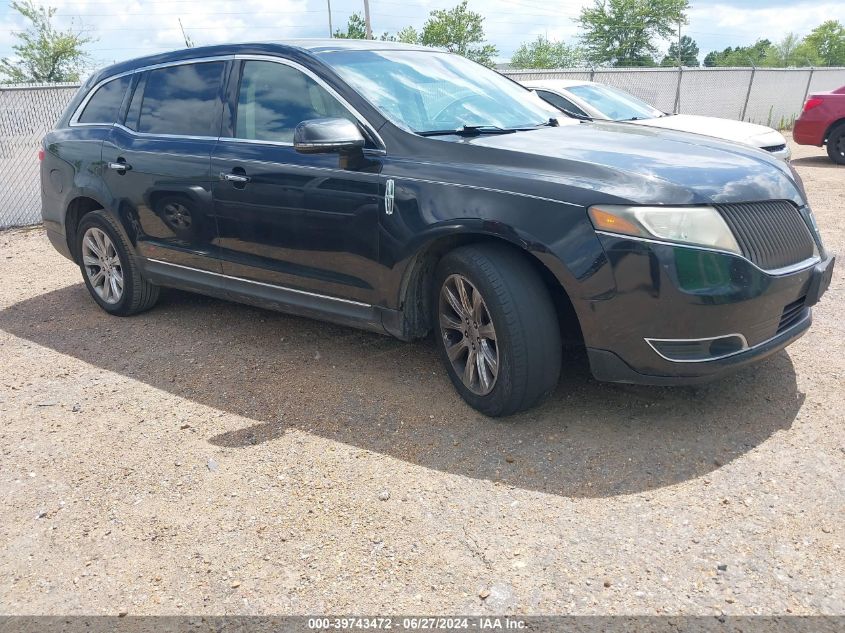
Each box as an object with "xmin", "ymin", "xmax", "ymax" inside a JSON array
[{"xmin": 794, "ymin": 85, "xmax": 845, "ymax": 165}]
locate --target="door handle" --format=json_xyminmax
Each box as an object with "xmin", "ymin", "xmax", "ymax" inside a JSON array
[
  {"xmin": 221, "ymin": 172, "xmax": 250, "ymax": 183},
  {"xmin": 107, "ymin": 161, "xmax": 130, "ymax": 171}
]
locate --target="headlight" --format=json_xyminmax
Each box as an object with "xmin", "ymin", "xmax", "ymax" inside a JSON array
[{"xmin": 588, "ymin": 205, "xmax": 742, "ymax": 255}]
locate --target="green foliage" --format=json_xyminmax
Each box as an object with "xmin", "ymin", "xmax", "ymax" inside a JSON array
[
  {"xmin": 510, "ymin": 36, "xmax": 585, "ymax": 69},
  {"xmin": 0, "ymin": 0, "xmax": 93, "ymax": 83},
  {"xmin": 763, "ymin": 33, "xmax": 819, "ymax": 67},
  {"xmin": 577, "ymin": 0, "xmax": 689, "ymax": 67},
  {"xmin": 334, "ymin": 12, "xmax": 368, "ymax": 39},
  {"xmin": 660, "ymin": 34, "xmax": 699, "ymax": 66},
  {"xmin": 800, "ymin": 20, "xmax": 845, "ymax": 66},
  {"xmin": 395, "ymin": 26, "xmax": 421, "ymax": 44},
  {"xmin": 702, "ymin": 39, "xmax": 771, "ymax": 67},
  {"xmin": 380, "ymin": 26, "xmax": 420, "ymax": 44},
  {"xmin": 419, "ymin": 0, "xmax": 498, "ymax": 67}
]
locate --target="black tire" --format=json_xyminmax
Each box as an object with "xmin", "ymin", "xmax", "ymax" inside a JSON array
[
  {"xmin": 432, "ymin": 244, "xmax": 562, "ymax": 417},
  {"xmin": 76, "ymin": 210, "xmax": 160, "ymax": 316},
  {"xmin": 827, "ymin": 124, "xmax": 845, "ymax": 165}
]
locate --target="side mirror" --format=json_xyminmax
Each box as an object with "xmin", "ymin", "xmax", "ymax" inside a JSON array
[{"xmin": 293, "ymin": 118, "xmax": 365, "ymax": 154}]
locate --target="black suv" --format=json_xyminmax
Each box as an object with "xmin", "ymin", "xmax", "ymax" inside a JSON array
[{"xmin": 41, "ymin": 41, "xmax": 834, "ymax": 416}]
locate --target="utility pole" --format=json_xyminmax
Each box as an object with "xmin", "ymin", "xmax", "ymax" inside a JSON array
[
  {"xmin": 363, "ymin": 0, "xmax": 372, "ymax": 39},
  {"xmin": 677, "ymin": 17, "xmax": 682, "ymax": 67},
  {"xmin": 327, "ymin": 0, "xmax": 333, "ymax": 37}
]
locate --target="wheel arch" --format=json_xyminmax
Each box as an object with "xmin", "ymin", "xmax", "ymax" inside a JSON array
[
  {"xmin": 65, "ymin": 195, "xmax": 107, "ymax": 262},
  {"xmin": 391, "ymin": 228, "xmax": 584, "ymax": 345},
  {"xmin": 824, "ymin": 117, "xmax": 845, "ymax": 142}
]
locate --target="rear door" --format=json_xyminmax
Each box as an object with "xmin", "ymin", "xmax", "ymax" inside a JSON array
[
  {"xmin": 211, "ymin": 57, "xmax": 383, "ymax": 306},
  {"xmin": 102, "ymin": 58, "xmax": 229, "ymax": 273}
]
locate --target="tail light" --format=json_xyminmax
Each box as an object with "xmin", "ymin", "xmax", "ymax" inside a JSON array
[
  {"xmin": 38, "ymin": 149, "xmax": 45, "ymax": 161},
  {"xmin": 803, "ymin": 97, "xmax": 824, "ymax": 113}
]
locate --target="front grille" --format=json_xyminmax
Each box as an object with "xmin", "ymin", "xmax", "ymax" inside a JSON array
[
  {"xmin": 762, "ymin": 144, "xmax": 787, "ymax": 153},
  {"xmin": 777, "ymin": 296, "xmax": 807, "ymax": 334},
  {"xmin": 716, "ymin": 201, "xmax": 816, "ymax": 271}
]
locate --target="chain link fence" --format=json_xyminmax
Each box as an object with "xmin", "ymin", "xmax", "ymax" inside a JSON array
[
  {"xmin": 2, "ymin": 67, "xmax": 845, "ymax": 230},
  {"xmin": 504, "ymin": 66, "xmax": 845, "ymax": 126},
  {"xmin": 0, "ymin": 83, "xmax": 79, "ymax": 229}
]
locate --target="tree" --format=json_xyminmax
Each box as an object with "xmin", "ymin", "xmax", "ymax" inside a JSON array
[
  {"xmin": 334, "ymin": 12, "xmax": 368, "ymax": 39},
  {"xmin": 577, "ymin": 0, "xmax": 690, "ymax": 67},
  {"xmin": 395, "ymin": 26, "xmax": 420, "ymax": 44},
  {"xmin": 799, "ymin": 20, "xmax": 845, "ymax": 67},
  {"xmin": 660, "ymin": 34, "xmax": 699, "ymax": 66},
  {"xmin": 761, "ymin": 32, "xmax": 818, "ymax": 67},
  {"xmin": 703, "ymin": 39, "xmax": 771, "ymax": 67},
  {"xmin": 510, "ymin": 36, "xmax": 585, "ymax": 69},
  {"xmin": 0, "ymin": 0, "xmax": 93, "ymax": 83},
  {"xmin": 379, "ymin": 26, "xmax": 420, "ymax": 44},
  {"xmin": 419, "ymin": 1, "xmax": 498, "ymax": 67}
]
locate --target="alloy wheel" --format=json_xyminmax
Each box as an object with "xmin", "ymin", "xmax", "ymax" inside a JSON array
[
  {"xmin": 81, "ymin": 227, "xmax": 124, "ymax": 304},
  {"xmin": 438, "ymin": 273, "xmax": 499, "ymax": 395}
]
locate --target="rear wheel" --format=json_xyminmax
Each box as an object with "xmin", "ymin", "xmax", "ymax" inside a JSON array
[
  {"xmin": 827, "ymin": 124, "xmax": 845, "ymax": 165},
  {"xmin": 433, "ymin": 244, "xmax": 562, "ymax": 417},
  {"xmin": 76, "ymin": 210, "xmax": 159, "ymax": 316}
]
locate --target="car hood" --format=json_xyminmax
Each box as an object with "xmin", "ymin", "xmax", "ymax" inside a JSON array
[
  {"xmin": 629, "ymin": 114, "xmax": 787, "ymax": 149},
  {"xmin": 447, "ymin": 120, "xmax": 804, "ymax": 206}
]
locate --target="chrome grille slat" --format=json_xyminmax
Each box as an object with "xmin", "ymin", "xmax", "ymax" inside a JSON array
[{"xmin": 716, "ymin": 201, "xmax": 816, "ymax": 271}]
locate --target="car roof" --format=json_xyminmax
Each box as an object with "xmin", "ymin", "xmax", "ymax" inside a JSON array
[
  {"xmin": 521, "ymin": 79, "xmax": 594, "ymax": 91},
  {"xmin": 88, "ymin": 39, "xmax": 433, "ymax": 86}
]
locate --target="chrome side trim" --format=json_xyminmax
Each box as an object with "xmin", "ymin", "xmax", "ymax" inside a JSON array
[
  {"xmin": 113, "ymin": 123, "xmax": 219, "ymax": 142},
  {"xmin": 145, "ymin": 258, "xmax": 371, "ymax": 308},
  {"xmin": 595, "ymin": 230, "xmax": 821, "ymax": 276},
  {"xmin": 231, "ymin": 54, "xmax": 386, "ymax": 152},
  {"xmin": 645, "ymin": 333, "xmax": 749, "ymax": 364},
  {"xmin": 394, "ymin": 176, "xmax": 583, "ymax": 208}
]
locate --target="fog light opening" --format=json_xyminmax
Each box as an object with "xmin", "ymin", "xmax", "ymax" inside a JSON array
[{"xmin": 646, "ymin": 334, "xmax": 749, "ymax": 363}]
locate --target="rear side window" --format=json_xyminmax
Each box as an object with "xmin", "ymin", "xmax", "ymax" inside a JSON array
[
  {"xmin": 235, "ymin": 60, "xmax": 355, "ymax": 143},
  {"xmin": 137, "ymin": 62, "xmax": 225, "ymax": 136},
  {"xmin": 78, "ymin": 75, "xmax": 132, "ymax": 124}
]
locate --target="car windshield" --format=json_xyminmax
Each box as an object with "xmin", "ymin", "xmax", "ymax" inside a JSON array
[
  {"xmin": 567, "ymin": 83, "xmax": 665, "ymax": 121},
  {"xmin": 317, "ymin": 49, "xmax": 557, "ymax": 134}
]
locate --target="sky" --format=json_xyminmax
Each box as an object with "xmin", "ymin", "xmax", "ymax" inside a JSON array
[{"xmin": 1, "ymin": 0, "xmax": 844, "ymax": 69}]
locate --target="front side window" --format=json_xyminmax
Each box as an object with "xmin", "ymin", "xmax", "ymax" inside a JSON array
[
  {"xmin": 317, "ymin": 50, "xmax": 557, "ymax": 134},
  {"xmin": 536, "ymin": 90, "xmax": 589, "ymax": 118},
  {"xmin": 137, "ymin": 62, "xmax": 224, "ymax": 136},
  {"xmin": 78, "ymin": 75, "xmax": 132, "ymax": 124},
  {"xmin": 566, "ymin": 84, "xmax": 664, "ymax": 121},
  {"xmin": 235, "ymin": 61, "xmax": 355, "ymax": 143}
]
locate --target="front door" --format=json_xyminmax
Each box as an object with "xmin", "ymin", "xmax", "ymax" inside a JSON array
[
  {"xmin": 102, "ymin": 59, "xmax": 228, "ymax": 273},
  {"xmin": 212, "ymin": 58, "xmax": 383, "ymax": 305}
]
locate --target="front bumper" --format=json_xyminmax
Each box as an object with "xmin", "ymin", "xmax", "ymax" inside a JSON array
[{"xmin": 583, "ymin": 234, "xmax": 834, "ymax": 385}]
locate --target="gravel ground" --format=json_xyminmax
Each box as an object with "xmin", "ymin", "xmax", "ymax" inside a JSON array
[{"xmin": 0, "ymin": 138, "xmax": 842, "ymax": 617}]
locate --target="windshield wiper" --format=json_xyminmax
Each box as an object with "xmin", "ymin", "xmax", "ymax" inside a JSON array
[{"xmin": 417, "ymin": 124, "xmax": 517, "ymax": 137}]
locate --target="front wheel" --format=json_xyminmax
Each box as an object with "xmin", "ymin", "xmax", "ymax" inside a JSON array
[
  {"xmin": 827, "ymin": 125, "xmax": 845, "ymax": 165},
  {"xmin": 76, "ymin": 210, "xmax": 160, "ymax": 316},
  {"xmin": 433, "ymin": 244, "xmax": 562, "ymax": 417}
]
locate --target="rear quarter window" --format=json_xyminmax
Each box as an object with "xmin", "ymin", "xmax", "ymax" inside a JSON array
[
  {"xmin": 77, "ymin": 75, "xmax": 132, "ymax": 124},
  {"xmin": 137, "ymin": 61, "xmax": 225, "ymax": 137}
]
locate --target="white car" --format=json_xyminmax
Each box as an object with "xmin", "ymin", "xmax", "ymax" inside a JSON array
[{"xmin": 522, "ymin": 79, "xmax": 791, "ymax": 161}]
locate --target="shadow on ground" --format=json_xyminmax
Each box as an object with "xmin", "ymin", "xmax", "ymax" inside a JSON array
[
  {"xmin": 0, "ymin": 284, "xmax": 805, "ymax": 498},
  {"xmin": 789, "ymin": 156, "xmax": 841, "ymax": 169}
]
